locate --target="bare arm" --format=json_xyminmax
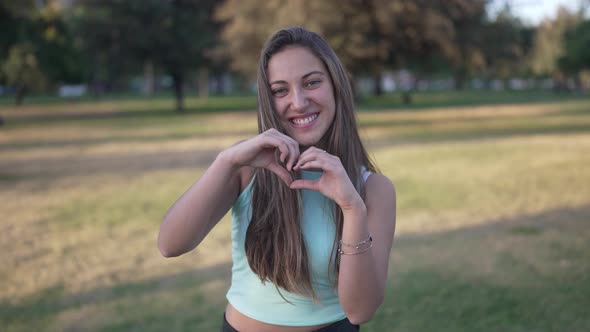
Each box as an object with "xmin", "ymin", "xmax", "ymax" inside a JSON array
[
  {"xmin": 337, "ymin": 174, "xmax": 396, "ymax": 324},
  {"xmin": 290, "ymin": 148, "xmax": 396, "ymax": 324},
  {"xmin": 157, "ymin": 151, "xmax": 241, "ymax": 257},
  {"xmin": 157, "ymin": 129, "xmax": 300, "ymax": 258}
]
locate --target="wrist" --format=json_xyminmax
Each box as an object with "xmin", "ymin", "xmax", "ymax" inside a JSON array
[
  {"xmin": 340, "ymin": 196, "xmax": 367, "ymax": 217},
  {"xmin": 215, "ymin": 149, "xmax": 240, "ymax": 173}
]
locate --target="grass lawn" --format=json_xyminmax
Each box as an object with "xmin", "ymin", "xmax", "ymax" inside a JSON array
[{"xmin": 0, "ymin": 92, "xmax": 589, "ymax": 331}]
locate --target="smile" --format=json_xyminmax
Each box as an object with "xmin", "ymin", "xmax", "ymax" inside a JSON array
[{"xmin": 291, "ymin": 113, "xmax": 318, "ymax": 126}]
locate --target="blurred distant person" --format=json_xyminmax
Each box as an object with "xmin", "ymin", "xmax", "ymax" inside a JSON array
[{"xmin": 158, "ymin": 27, "xmax": 397, "ymax": 332}]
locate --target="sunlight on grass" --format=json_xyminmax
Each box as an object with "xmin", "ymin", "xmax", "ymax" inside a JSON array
[{"xmin": 376, "ymin": 134, "xmax": 590, "ymax": 234}]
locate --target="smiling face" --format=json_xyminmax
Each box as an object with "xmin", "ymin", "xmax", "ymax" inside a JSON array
[{"xmin": 267, "ymin": 46, "xmax": 336, "ymax": 147}]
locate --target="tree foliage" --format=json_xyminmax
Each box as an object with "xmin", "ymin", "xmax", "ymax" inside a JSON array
[
  {"xmin": 479, "ymin": 5, "xmax": 534, "ymax": 81},
  {"xmin": 529, "ymin": 6, "xmax": 584, "ymax": 76},
  {"xmin": 1, "ymin": 42, "xmax": 46, "ymax": 105},
  {"xmin": 0, "ymin": 0, "xmax": 80, "ymax": 104},
  {"xmin": 73, "ymin": 0, "xmax": 220, "ymax": 112},
  {"xmin": 559, "ymin": 19, "xmax": 590, "ymax": 73},
  {"xmin": 216, "ymin": 0, "xmax": 491, "ymax": 96}
]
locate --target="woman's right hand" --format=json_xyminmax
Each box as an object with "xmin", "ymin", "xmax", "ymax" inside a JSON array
[{"xmin": 223, "ymin": 129, "xmax": 300, "ymax": 185}]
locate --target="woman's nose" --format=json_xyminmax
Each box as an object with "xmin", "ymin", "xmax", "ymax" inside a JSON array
[{"xmin": 290, "ymin": 88, "xmax": 308, "ymax": 112}]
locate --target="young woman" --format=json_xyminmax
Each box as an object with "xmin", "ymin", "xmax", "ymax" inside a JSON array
[{"xmin": 158, "ymin": 27, "xmax": 397, "ymax": 332}]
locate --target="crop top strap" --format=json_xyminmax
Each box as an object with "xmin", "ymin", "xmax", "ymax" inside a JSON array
[{"xmin": 362, "ymin": 167, "xmax": 372, "ymax": 183}]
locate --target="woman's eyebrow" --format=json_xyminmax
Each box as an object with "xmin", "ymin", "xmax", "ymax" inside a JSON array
[
  {"xmin": 270, "ymin": 71, "xmax": 326, "ymax": 85},
  {"xmin": 302, "ymin": 71, "xmax": 325, "ymax": 79}
]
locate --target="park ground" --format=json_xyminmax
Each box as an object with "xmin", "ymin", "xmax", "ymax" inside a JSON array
[{"xmin": 0, "ymin": 90, "xmax": 589, "ymax": 331}]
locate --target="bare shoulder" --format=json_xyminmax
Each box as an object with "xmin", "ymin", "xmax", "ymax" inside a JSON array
[
  {"xmin": 364, "ymin": 173, "xmax": 397, "ymax": 223},
  {"xmin": 365, "ymin": 173, "xmax": 396, "ymax": 202}
]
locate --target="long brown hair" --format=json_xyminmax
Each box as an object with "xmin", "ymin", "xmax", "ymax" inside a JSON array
[{"xmin": 245, "ymin": 26, "xmax": 377, "ymax": 300}]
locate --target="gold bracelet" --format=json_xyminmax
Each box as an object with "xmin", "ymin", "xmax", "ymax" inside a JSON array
[
  {"xmin": 338, "ymin": 241, "xmax": 373, "ymax": 256},
  {"xmin": 339, "ymin": 234, "xmax": 372, "ymax": 249}
]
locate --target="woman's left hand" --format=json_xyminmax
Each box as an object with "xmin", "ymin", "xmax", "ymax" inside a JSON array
[{"xmin": 290, "ymin": 147, "xmax": 363, "ymax": 211}]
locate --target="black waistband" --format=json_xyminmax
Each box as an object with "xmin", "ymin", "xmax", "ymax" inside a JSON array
[{"xmin": 221, "ymin": 313, "xmax": 359, "ymax": 332}]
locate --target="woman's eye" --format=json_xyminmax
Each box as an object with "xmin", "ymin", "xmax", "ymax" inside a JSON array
[
  {"xmin": 306, "ymin": 80, "xmax": 321, "ymax": 88},
  {"xmin": 272, "ymin": 88, "xmax": 287, "ymax": 96}
]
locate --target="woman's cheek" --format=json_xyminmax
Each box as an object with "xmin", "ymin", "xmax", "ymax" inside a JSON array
[{"xmin": 274, "ymin": 100, "xmax": 286, "ymax": 116}]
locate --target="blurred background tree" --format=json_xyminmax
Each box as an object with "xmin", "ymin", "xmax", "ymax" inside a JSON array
[
  {"xmin": 1, "ymin": 0, "xmax": 81, "ymax": 105},
  {"xmin": 216, "ymin": 0, "xmax": 492, "ymax": 102},
  {"xmin": 1, "ymin": 42, "xmax": 46, "ymax": 105},
  {"xmin": 72, "ymin": 0, "xmax": 220, "ymax": 112},
  {"xmin": 529, "ymin": 6, "xmax": 585, "ymax": 90},
  {"xmin": 558, "ymin": 19, "xmax": 590, "ymax": 88},
  {"xmin": 480, "ymin": 4, "xmax": 534, "ymax": 85}
]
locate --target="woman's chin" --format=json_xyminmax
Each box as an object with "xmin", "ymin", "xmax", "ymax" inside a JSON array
[
  {"xmin": 291, "ymin": 132, "xmax": 329, "ymax": 149},
  {"xmin": 294, "ymin": 137, "xmax": 318, "ymax": 148},
  {"xmin": 297, "ymin": 141, "xmax": 321, "ymax": 151}
]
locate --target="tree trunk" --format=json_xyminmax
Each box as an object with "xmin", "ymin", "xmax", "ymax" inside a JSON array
[
  {"xmin": 454, "ymin": 72, "xmax": 466, "ymax": 90},
  {"xmin": 143, "ymin": 60, "xmax": 155, "ymax": 96},
  {"xmin": 172, "ymin": 72, "xmax": 184, "ymax": 112},
  {"xmin": 402, "ymin": 91, "xmax": 412, "ymax": 105},
  {"xmin": 373, "ymin": 71, "xmax": 383, "ymax": 96},
  {"xmin": 364, "ymin": 0, "xmax": 384, "ymax": 97},
  {"xmin": 573, "ymin": 72, "xmax": 582, "ymax": 92},
  {"xmin": 15, "ymin": 85, "xmax": 26, "ymax": 106},
  {"xmin": 198, "ymin": 67, "xmax": 209, "ymax": 99}
]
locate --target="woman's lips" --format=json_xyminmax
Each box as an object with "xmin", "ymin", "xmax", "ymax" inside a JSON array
[{"xmin": 290, "ymin": 113, "xmax": 318, "ymax": 127}]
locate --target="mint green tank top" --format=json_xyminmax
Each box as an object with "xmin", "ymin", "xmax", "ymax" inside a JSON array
[{"xmin": 225, "ymin": 170, "xmax": 347, "ymax": 326}]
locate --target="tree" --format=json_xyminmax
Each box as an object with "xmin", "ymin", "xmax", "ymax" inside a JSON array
[
  {"xmin": 34, "ymin": 3, "xmax": 86, "ymax": 84},
  {"xmin": 0, "ymin": 0, "xmax": 78, "ymax": 105},
  {"xmin": 215, "ymin": 0, "xmax": 325, "ymax": 79},
  {"xmin": 560, "ymin": 20, "xmax": 590, "ymax": 71},
  {"xmin": 430, "ymin": 0, "xmax": 488, "ymax": 89},
  {"xmin": 479, "ymin": 5, "xmax": 534, "ymax": 83},
  {"xmin": 530, "ymin": 6, "xmax": 584, "ymax": 77},
  {"xmin": 559, "ymin": 19, "xmax": 590, "ymax": 90},
  {"xmin": 74, "ymin": 0, "xmax": 220, "ymax": 112},
  {"xmin": 216, "ymin": 0, "xmax": 487, "ymax": 98},
  {"xmin": 1, "ymin": 42, "xmax": 47, "ymax": 105}
]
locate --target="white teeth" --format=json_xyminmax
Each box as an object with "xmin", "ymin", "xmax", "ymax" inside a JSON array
[{"xmin": 291, "ymin": 114, "xmax": 318, "ymax": 125}]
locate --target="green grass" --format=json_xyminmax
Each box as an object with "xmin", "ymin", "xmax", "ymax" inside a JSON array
[
  {"xmin": 361, "ymin": 89, "xmax": 590, "ymax": 110},
  {"xmin": 0, "ymin": 93, "xmax": 589, "ymax": 331},
  {"xmin": 0, "ymin": 91, "xmax": 256, "ymax": 107},
  {"xmin": 1, "ymin": 89, "xmax": 587, "ymax": 114}
]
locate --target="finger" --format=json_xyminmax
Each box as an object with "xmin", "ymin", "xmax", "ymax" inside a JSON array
[
  {"xmin": 295, "ymin": 151, "xmax": 328, "ymax": 170},
  {"xmin": 269, "ymin": 131, "xmax": 299, "ymax": 171},
  {"xmin": 266, "ymin": 161, "xmax": 293, "ymax": 186},
  {"xmin": 296, "ymin": 159, "xmax": 328, "ymax": 171},
  {"xmin": 276, "ymin": 140, "xmax": 290, "ymax": 164},
  {"xmin": 279, "ymin": 146, "xmax": 288, "ymax": 165},
  {"xmin": 299, "ymin": 146, "xmax": 325, "ymax": 157},
  {"xmin": 264, "ymin": 130, "xmax": 298, "ymax": 166},
  {"xmin": 260, "ymin": 134, "xmax": 290, "ymax": 163},
  {"xmin": 278, "ymin": 137, "xmax": 295, "ymax": 169},
  {"xmin": 289, "ymin": 179, "xmax": 320, "ymax": 191},
  {"xmin": 286, "ymin": 143, "xmax": 300, "ymax": 172}
]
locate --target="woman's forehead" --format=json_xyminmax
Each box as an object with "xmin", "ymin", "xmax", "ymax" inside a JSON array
[{"xmin": 267, "ymin": 47, "xmax": 327, "ymax": 82}]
